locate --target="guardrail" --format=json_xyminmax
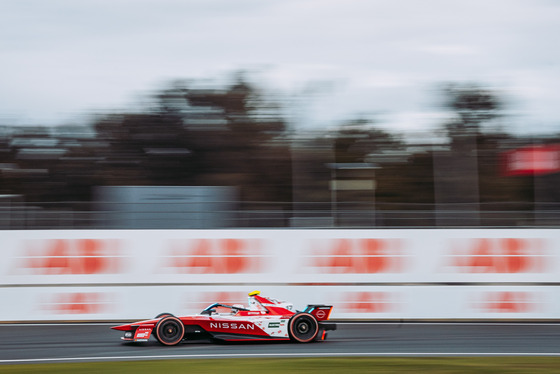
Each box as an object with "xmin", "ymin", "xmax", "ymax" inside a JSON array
[{"xmin": 1, "ymin": 201, "xmax": 559, "ymax": 229}]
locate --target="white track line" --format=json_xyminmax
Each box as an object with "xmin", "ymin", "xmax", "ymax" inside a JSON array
[{"xmin": 3, "ymin": 352, "xmax": 560, "ymax": 364}]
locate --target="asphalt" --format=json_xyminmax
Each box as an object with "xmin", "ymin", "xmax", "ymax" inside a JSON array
[{"xmin": 1, "ymin": 322, "xmax": 560, "ymax": 364}]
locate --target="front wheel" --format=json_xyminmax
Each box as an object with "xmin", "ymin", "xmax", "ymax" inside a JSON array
[
  {"xmin": 155, "ymin": 312, "xmax": 174, "ymax": 319},
  {"xmin": 155, "ymin": 316, "xmax": 184, "ymax": 346},
  {"xmin": 288, "ymin": 313, "xmax": 318, "ymax": 343}
]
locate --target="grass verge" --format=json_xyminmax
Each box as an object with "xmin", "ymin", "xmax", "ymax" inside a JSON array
[{"xmin": 2, "ymin": 357, "xmax": 560, "ymax": 373}]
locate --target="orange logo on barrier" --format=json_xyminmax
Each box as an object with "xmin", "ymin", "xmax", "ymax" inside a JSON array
[
  {"xmin": 474, "ymin": 291, "xmax": 539, "ymax": 313},
  {"xmin": 167, "ymin": 239, "xmax": 264, "ymax": 274},
  {"xmin": 21, "ymin": 239, "xmax": 121, "ymax": 275},
  {"xmin": 449, "ymin": 238, "xmax": 545, "ymax": 273},
  {"xmin": 340, "ymin": 292, "xmax": 396, "ymax": 313},
  {"xmin": 41, "ymin": 292, "xmax": 113, "ymax": 314},
  {"xmin": 310, "ymin": 239, "xmax": 404, "ymax": 273}
]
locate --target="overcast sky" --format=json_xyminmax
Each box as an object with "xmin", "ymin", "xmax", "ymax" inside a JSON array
[{"xmin": 1, "ymin": 0, "xmax": 559, "ymax": 135}]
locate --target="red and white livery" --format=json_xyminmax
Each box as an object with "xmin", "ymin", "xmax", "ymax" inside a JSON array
[{"xmin": 112, "ymin": 291, "xmax": 336, "ymax": 345}]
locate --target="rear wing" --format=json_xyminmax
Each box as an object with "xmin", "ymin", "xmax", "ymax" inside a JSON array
[{"xmin": 303, "ymin": 305, "xmax": 333, "ymax": 321}]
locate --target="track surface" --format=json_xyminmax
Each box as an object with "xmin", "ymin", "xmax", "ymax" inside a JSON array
[{"xmin": 1, "ymin": 322, "xmax": 559, "ymax": 364}]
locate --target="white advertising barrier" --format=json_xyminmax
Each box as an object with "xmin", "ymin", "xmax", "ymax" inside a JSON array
[
  {"xmin": 0, "ymin": 285, "xmax": 558, "ymax": 321},
  {"xmin": 1, "ymin": 229, "xmax": 560, "ymax": 320}
]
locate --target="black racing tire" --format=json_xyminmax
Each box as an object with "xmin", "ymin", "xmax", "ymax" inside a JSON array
[
  {"xmin": 154, "ymin": 313, "xmax": 175, "ymax": 343},
  {"xmin": 288, "ymin": 313, "xmax": 319, "ymax": 343},
  {"xmin": 155, "ymin": 312, "xmax": 174, "ymax": 319},
  {"xmin": 155, "ymin": 316, "xmax": 185, "ymax": 346}
]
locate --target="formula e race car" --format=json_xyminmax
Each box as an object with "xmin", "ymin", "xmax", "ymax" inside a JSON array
[{"xmin": 112, "ymin": 291, "xmax": 336, "ymax": 345}]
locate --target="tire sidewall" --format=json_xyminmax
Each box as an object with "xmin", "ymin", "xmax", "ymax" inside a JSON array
[
  {"xmin": 153, "ymin": 313, "xmax": 173, "ymax": 343},
  {"xmin": 288, "ymin": 313, "xmax": 319, "ymax": 343},
  {"xmin": 155, "ymin": 316, "xmax": 185, "ymax": 346}
]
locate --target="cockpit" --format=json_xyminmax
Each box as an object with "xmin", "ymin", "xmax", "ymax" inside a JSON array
[
  {"xmin": 199, "ymin": 291, "xmax": 294, "ymax": 316},
  {"xmin": 200, "ymin": 303, "xmax": 248, "ymax": 316}
]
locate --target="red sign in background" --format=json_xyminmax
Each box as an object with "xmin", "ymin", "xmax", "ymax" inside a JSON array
[{"xmin": 502, "ymin": 144, "xmax": 560, "ymax": 176}]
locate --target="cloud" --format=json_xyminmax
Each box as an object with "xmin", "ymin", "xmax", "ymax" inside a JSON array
[
  {"xmin": 414, "ymin": 44, "xmax": 479, "ymax": 56},
  {"xmin": 0, "ymin": 0, "xmax": 559, "ymax": 133}
]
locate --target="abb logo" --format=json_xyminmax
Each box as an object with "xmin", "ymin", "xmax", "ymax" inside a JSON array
[
  {"xmin": 449, "ymin": 238, "xmax": 546, "ymax": 273},
  {"xmin": 20, "ymin": 239, "xmax": 121, "ymax": 275},
  {"xmin": 474, "ymin": 292, "xmax": 540, "ymax": 313},
  {"xmin": 41, "ymin": 292, "xmax": 114, "ymax": 314},
  {"xmin": 309, "ymin": 239, "xmax": 404, "ymax": 274},
  {"xmin": 339, "ymin": 292, "xmax": 397, "ymax": 313},
  {"xmin": 167, "ymin": 239, "xmax": 265, "ymax": 274}
]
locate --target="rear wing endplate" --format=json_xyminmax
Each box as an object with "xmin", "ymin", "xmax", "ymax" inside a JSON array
[{"xmin": 303, "ymin": 304, "xmax": 333, "ymax": 321}]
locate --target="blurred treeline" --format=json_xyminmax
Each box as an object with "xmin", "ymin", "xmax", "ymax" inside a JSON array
[{"xmin": 0, "ymin": 74, "xmax": 559, "ymax": 227}]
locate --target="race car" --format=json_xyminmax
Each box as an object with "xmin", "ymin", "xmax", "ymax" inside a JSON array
[{"xmin": 112, "ymin": 291, "xmax": 336, "ymax": 345}]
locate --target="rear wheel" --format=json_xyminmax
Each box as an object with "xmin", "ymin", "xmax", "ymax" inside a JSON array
[
  {"xmin": 155, "ymin": 316, "xmax": 184, "ymax": 346},
  {"xmin": 288, "ymin": 313, "xmax": 318, "ymax": 343}
]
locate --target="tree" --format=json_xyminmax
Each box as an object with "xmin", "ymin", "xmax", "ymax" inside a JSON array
[
  {"xmin": 92, "ymin": 75, "xmax": 291, "ymax": 207},
  {"xmin": 333, "ymin": 119, "xmax": 404, "ymax": 164},
  {"xmin": 443, "ymin": 84, "xmax": 502, "ymax": 152}
]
